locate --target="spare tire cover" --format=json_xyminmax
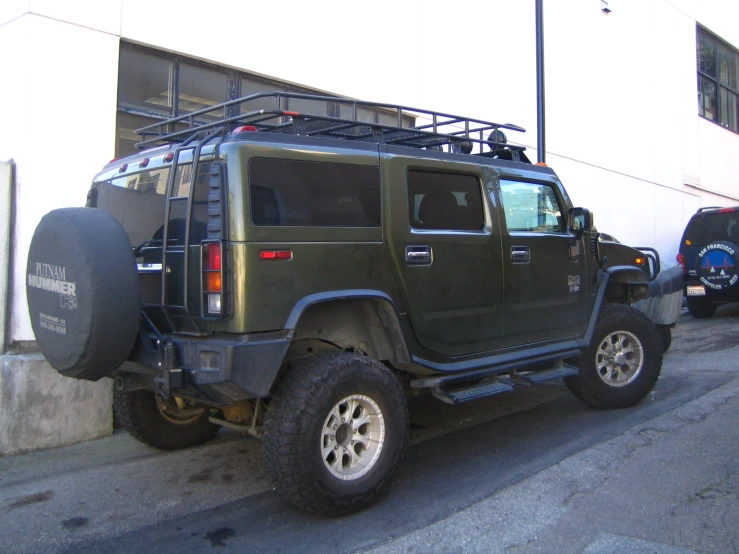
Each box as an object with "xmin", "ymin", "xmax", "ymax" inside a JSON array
[
  {"xmin": 696, "ymin": 241, "xmax": 739, "ymax": 291},
  {"xmin": 26, "ymin": 208, "xmax": 140, "ymax": 380}
]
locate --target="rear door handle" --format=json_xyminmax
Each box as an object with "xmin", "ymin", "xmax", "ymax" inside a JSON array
[
  {"xmin": 511, "ymin": 246, "xmax": 530, "ymax": 263},
  {"xmin": 406, "ymin": 245, "xmax": 432, "ymax": 265}
]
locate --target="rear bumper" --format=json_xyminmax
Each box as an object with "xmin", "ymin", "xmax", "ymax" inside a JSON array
[{"xmin": 126, "ymin": 330, "xmax": 289, "ymax": 404}]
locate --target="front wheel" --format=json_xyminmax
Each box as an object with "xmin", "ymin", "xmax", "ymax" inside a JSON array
[
  {"xmin": 263, "ymin": 353, "xmax": 409, "ymax": 516},
  {"xmin": 565, "ymin": 304, "xmax": 662, "ymax": 409}
]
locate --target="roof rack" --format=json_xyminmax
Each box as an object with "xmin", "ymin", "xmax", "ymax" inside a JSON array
[{"xmin": 135, "ymin": 91, "xmax": 527, "ymax": 158}]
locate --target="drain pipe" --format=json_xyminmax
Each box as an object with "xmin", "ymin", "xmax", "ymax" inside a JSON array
[
  {"xmin": 0, "ymin": 160, "xmax": 15, "ymax": 353},
  {"xmin": 535, "ymin": 0, "xmax": 546, "ymax": 164}
]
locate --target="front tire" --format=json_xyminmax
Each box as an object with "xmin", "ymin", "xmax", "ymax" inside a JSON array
[
  {"xmin": 687, "ymin": 296, "xmax": 716, "ymax": 319},
  {"xmin": 113, "ymin": 385, "xmax": 219, "ymax": 450},
  {"xmin": 565, "ymin": 304, "xmax": 662, "ymax": 409},
  {"xmin": 263, "ymin": 353, "xmax": 409, "ymax": 516}
]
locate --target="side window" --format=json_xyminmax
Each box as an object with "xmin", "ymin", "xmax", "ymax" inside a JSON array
[
  {"xmin": 249, "ymin": 158, "xmax": 380, "ymax": 227},
  {"xmin": 499, "ymin": 179, "xmax": 565, "ymax": 233},
  {"xmin": 407, "ymin": 171, "xmax": 484, "ymax": 231}
]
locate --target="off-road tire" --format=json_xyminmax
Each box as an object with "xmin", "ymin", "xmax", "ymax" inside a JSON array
[
  {"xmin": 687, "ymin": 296, "xmax": 716, "ymax": 319},
  {"xmin": 113, "ymin": 385, "xmax": 219, "ymax": 450},
  {"xmin": 656, "ymin": 324, "xmax": 672, "ymax": 353},
  {"xmin": 263, "ymin": 353, "xmax": 409, "ymax": 516},
  {"xmin": 565, "ymin": 304, "xmax": 662, "ymax": 409}
]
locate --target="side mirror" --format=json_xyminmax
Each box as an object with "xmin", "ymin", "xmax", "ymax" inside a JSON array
[{"xmin": 569, "ymin": 207, "xmax": 592, "ymax": 233}]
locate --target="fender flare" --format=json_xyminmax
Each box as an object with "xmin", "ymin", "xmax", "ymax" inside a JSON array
[
  {"xmin": 584, "ymin": 266, "xmax": 648, "ymax": 346},
  {"xmin": 283, "ymin": 290, "xmax": 411, "ymax": 364}
]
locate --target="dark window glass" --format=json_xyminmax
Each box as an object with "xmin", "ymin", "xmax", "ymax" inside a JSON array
[
  {"xmin": 407, "ymin": 171, "xmax": 483, "ymax": 231},
  {"xmin": 719, "ymin": 88, "xmax": 738, "ymax": 132},
  {"xmin": 698, "ymin": 32, "xmax": 717, "ymax": 78},
  {"xmin": 697, "ymin": 27, "xmax": 739, "ymax": 134},
  {"xmin": 249, "ymin": 159, "xmax": 381, "ymax": 227},
  {"xmin": 499, "ymin": 180, "xmax": 564, "ymax": 233},
  {"xmin": 179, "ymin": 63, "xmax": 227, "ymax": 121},
  {"xmin": 118, "ymin": 49, "xmax": 173, "ymax": 116},
  {"xmin": 685, "ymin": 212, "xmax": 739, "ymax": 245},
  {"xmin": 699, "ymin": 75, "xmax": 717, "ymax": 121}
]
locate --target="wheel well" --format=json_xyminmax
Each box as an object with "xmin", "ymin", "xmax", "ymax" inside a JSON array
[
  {"xmin": 285, "ymin": 298, "xmax": 410, "ymax": 367},
  {"xmin": 605, "ymin": 272, "xmax": 649, "ymax": 304}
]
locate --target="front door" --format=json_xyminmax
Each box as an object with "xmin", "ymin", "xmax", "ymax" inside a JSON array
[
  {"xmin": 384, "ymin": 151, "xmax": 504, "ymax": 357},
  {"xmin": 497, "ymin": 177, "xmax": 590, "ymax": 348}
]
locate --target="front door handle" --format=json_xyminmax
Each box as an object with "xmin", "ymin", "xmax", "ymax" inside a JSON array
[
  {"xmin": 511, "ymin": 246, "xmax": 530, "ymax": 263},
  {"xmin": 406, "ymin": 245, "xmax": 432, "ymax": 265}
]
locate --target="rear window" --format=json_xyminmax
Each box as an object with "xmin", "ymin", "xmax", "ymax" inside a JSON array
[
  {"xmin": 248, "ymin": 158, "xmax": 381, "ymax": 227},
  {"xmin": 685, "ymin": 212, "xmax": 739, "ymax": 245},
  {"xmin": 93, "ymin": 162, "xmax": 212, "ymax": 249}
]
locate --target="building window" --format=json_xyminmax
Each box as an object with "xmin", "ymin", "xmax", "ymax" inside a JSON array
[
  {"xmin": 116, "ymin": 42, "xmax": 410, "ymax": 158},
  {"xmin": 697, "ymin": 26, "xmax": 739, "ymax": 133}
]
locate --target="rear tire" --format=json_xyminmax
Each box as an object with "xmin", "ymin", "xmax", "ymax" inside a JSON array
[
  {"xmin": 114, "ymin": 384, "xmax": 219, "ymax": 450},
  {"xmin": 687, "ymin": 296, "xmax": 716, "ymax": 319},
  {"xmin": 566, "ymin": 304, "xmax": 662, "ymax": 409},
  {"xmin": 263, "ymin": 353, "xmax": 409, "ymax": 516}
]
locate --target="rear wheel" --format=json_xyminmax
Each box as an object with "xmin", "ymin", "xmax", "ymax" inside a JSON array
[
  {"xmin": 114, "ymin": 384, "xmax": 219, "ymax": 450},
  {"xmin": 566, "ymin": 304, "xmax": 662, "ymax": 409},
  {"xmin": 687, "ymin": 296, "xmax": 716, "ymax": 319},
  {"xmin": 263, "ymin": 353, "xmax": 409, "ymax": 515}
]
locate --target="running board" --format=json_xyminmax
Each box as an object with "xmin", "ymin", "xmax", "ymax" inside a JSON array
[
  {"xmin": 432, "ymin": 378, "xmax": 514, "ymax": 404},
  {"xmin": 430, "ymin": 362, "xmax": 580, "ymax": 405},
  {"xmin": 514, "ymin": 362, "xmax": 579, "ymax": 385}
]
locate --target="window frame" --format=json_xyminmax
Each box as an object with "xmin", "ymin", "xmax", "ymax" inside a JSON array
[{"xmin": 697, "ymin": 26, "xmax": 739, "ymax": 134}]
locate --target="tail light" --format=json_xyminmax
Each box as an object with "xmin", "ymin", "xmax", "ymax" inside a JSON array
[
  {"xmin": 202, "ymin": 241, "xmax": 224, "ymax": 316},
  {"xmin": 676, "ymin": 253, "xmax": 686, "ymax": 273}
]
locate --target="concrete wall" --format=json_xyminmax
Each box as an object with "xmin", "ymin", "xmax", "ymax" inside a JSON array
[{"xmin": 0, "ymin": 355, "xmax": 112, "ymax": 456}]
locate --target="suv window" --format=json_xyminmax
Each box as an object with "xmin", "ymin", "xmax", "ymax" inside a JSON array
[
  {"xmin": 248, "ymin": 158, "xmax": 381, "ymax": 227},
  {"xmin": 499, "ymin": 179, "xmax": 564, "ymax": 233},
  {"xmin": 407, "ymin": 171, "xmax": 483, "ymax": 231},
  {"xmin": 685, "ymin": 212, "xmax": 739, "ymax": 244}
]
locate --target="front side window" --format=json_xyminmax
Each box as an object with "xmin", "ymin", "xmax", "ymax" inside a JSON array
[
  {"xmin": 407, "ymin": 171, "xmax": 484, "ymax": 231},
  {"xmin": 697, "ymin": 26, "xmax": 739, "ymax": 133},
  {"xmin": 499, "ymin": 179, "xmax": 564, "ymax": 233},
  {"xmin": 249, "ymin": 159, "xmax": 380, "ymax": 227}
]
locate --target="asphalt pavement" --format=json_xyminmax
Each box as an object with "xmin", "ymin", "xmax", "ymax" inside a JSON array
[{"xmin": 1, "ymin": 306, "xmax": 738, "ymax": 553}]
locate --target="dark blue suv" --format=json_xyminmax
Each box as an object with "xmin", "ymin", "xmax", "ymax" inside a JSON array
[{"xmin": 678, "ymin": 206, "xmax": 739, "ymax": 318}]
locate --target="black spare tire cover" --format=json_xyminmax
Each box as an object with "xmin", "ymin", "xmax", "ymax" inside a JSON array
[
  {"xmin": 696, "ymin": 241, "xmax": 739, "ymax": 291},
  {"xmin": 26, "ymin": 208, "xmax": 140, "ymax": 380}
]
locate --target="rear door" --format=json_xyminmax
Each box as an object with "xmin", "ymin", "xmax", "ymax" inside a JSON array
[
  {"xmin": 496, "ymin": 177, "xmax": 590, "ymax": 348},
  {"xmin": 384, "ymin": 150, "xmax": 504, "ymax": 357}
]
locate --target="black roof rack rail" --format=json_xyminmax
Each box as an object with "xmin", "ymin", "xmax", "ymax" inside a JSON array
[{"xmin": 135, "ymin": 91, "xmax": 528, "ymax": 159}]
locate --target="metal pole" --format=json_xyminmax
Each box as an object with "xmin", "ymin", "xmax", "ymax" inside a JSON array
[{"xmin": 535, "ymin": 0, "xmax": 546, "ymax": 164}]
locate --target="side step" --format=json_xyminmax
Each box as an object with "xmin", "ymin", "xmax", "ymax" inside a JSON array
[
  {"xmin": 515, "ymin": 362, "xmax": 579, "ymax": 385},
  {"xmin": 430, "ymin": 362, "xmax": 580, "ymax": 405},
  {"xmin": 432, "ymin": 378, "xmax": 514, "ymax": 405}
]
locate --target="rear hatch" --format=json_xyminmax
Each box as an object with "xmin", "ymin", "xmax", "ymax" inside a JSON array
[{"xmin": 89, "ymin": 148, "xmax": 227, "ymax": 333}]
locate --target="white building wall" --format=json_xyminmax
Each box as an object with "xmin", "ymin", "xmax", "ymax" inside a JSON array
[
  {"xmin": 0, "ymin": 12, "xmax": 119, "ymax": 341},
  {"xmin": 1, "ymin": 0, "xmax": 737, "ymax": 344}
]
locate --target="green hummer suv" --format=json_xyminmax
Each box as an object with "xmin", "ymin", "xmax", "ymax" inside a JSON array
[{"xmin": 26, "ymin": 92, "xmax": 662, "ymax": 515}]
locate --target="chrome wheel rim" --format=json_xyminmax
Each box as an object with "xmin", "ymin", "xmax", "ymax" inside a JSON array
[
  {"xmin": 321, "ymin": 394, "xmax": 385, "ymax": 480},
  {"xmin": 595, "ymin": 330, "xmax": 644, "ymax": 387}
]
